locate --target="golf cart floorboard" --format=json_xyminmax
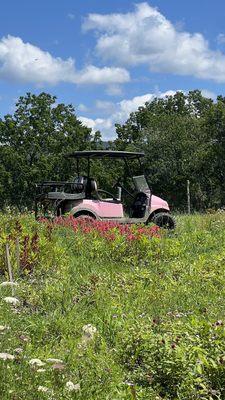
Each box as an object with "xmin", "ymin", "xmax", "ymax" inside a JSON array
[{"xmin": 101, "ymin": 217, "xmax": 148, "ymax": 224}]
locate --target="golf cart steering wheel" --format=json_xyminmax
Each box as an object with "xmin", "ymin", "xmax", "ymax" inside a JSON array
[
  {"xmin": 97, "ymin": 189, "xmax": 118, "ymax": 202},
  {"xmin": 112, "ymin": 177, "xmax": 122, "ymax": 189},
  {"xmin": 112, "ymin": 177, "xmax": 134, "ymax": 198}
]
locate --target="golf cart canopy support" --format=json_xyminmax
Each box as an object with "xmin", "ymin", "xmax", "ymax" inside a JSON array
[
  {"xmin": 66, "ymin": 150, "xmax": 145, "ymax": 159},
  {"xmin": 66, "ymin": 150, "xmax": 145, "ymax": 177}
]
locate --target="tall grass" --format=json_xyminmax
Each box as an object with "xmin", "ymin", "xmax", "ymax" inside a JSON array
[{"xmin": 0, "ymin": 213, "xmax": 225, "ymax": 399}]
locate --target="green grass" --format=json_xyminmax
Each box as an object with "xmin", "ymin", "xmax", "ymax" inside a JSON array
[{"xmin": 1, "ymin": 213, "xmax": 225, "ymax": 399}]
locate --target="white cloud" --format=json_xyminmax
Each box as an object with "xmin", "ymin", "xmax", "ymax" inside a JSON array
[
  {"xmin": 79, "ymin": 90, "xmax": 177, "ymax": 139},
  {"xmin": 79, "ymin": 116, "xmax": 114, "ymax": 133},
  {"xmin": 77, "ymin": 103, "xmax": 89, "ymax": 112},
  {"xmin": 0, "ymin": 35, "xmax": 74, "ymax": 85},
  {"xmin": 105, "ymin": 84, "xmax": 123, "ymax": 96},
  {"xmin": 83, "ymin": 2, "xmax": 225, "ymax": 83},
  {"xmin": 75, "ymin": 65, "xmax": 129, "ymax": 85},
  {"xmin": 217, "ymin": 33, "xmax": 225, "ymax": 45},
  {"xmin": 95, "ymin": 100, "xmax": 116, "ymax": 113},
  {"xmin": 79, "ymin": 116, "xmax": 97, "ymax": 130},
  {"xmin": 68, "ymin": 13, "xmax": 75, "ymax": 20},
  {"xmin": 200, "ymin": 89, "xmax": 216, "ymax": 100},
  {"xmin": 77, "ymin": 100, "xmax": 116, "ymax": 118},
  {"xmin": 0, "ymin": 35, "xmax": 130, "ymax": 86}
]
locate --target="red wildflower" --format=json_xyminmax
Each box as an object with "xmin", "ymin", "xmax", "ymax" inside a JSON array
[{"xmin": 41, "ymin": 215, "xmax": 161, "ymax": 241}]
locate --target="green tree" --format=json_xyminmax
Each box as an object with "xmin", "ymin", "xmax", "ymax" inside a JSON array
[
  {"xmin": 114, "ymin": 90, "xmax": 223, "ymax": 210},
  {"xmin": 0, "ymin": 92, "xmax": 101, "ymax": 208},
  {"xmin": 200, "ymin": 96, "xmax": 225, "ymax": 207}
]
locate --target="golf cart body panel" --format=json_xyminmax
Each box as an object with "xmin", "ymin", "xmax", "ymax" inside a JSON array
[
  {"xmin": 68, "ymin": 194, "xmax": 169, "ymax": 220},
  {"xmin": 35, "ymin": 150, "xmax": 175, "ymax": 228},
  {"xmin": 150, "ymin": 195, "xmax": 170, "ymax": 213},
  {"xmin": 69, "ymin": 199, "xmax": 124, "ymax": 219}
]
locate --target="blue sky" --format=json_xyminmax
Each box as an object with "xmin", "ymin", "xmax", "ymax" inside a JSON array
[{"xmin": 1, "ymin": 0, "xmax": 225, "ymax": 138}]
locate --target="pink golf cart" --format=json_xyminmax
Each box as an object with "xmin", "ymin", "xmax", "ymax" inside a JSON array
[{"xmin": 35, "ymin": 150, "xmax": 175, "ymax": 229}]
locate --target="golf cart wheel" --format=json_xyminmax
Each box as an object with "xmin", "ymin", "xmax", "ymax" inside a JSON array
[
  {"xmin": 151, "ymin": 212, "xmax": 176, "ymax": 230},
  {"xmin": 73, "ymin": 213, "xmax": 95, "ymax": 221}
]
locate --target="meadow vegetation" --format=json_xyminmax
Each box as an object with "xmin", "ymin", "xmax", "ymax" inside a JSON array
[{"xmin": 0, "ymin": 213, "xmax": 225, "ymax": 399}]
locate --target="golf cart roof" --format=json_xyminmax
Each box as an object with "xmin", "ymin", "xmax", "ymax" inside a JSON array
[{"xmin": 67, "ymin": 150, "xmax": 145, "ymax": 159}]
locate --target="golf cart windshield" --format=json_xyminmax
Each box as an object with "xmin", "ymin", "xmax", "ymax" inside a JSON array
[{"xmin": 133, "ymin": 175, "xmax": 150, "ymax": 192}]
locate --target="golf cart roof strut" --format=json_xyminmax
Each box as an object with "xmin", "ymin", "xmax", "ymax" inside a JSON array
[
  {"xmin": 67, "ymin": 150, "xmax": 145, "ymax": 159},
  {"xmin": 76, "ymin": 158, "xmax": 80, "ymax": 176}
]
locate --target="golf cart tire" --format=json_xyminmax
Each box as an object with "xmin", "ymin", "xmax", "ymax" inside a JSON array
[
  {"xmin": 73, "ymin": 211, "xmax": 96, "ymax": 220},
  {"xmin": 151, "ymin": 212, "xmax": 176, "ymax": 230}
]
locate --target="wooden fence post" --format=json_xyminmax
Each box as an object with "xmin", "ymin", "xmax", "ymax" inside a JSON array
[
  {"xmin": 187, "ymin": 180, "xmax": 191, "ymax": 214},
  {"xmin": 5, "ymin": 243, "xmax": 15, "ymax": 296},
  {"xmin": 16, "ymin": 237, "xmax": 20, "ymax": 272}
]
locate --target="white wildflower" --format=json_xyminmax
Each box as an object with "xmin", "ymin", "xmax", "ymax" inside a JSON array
[
  {"xmin": 82, "ymin": 324, "xmax": 97, "ymax": 342},
  {"xmin": 0, "ymin": 352, "xmax": 15, "ymax": 361},
  {"xmin": 46, "ymin": 358, "xmax": 64, "ymax": 364},
  {"xmin": 1, "ymin": 281, "xmax": 18, "ymax": 287},
  {"xmin": 3, "ymin": 297, "xmax": 20, "ymax": 306},
  {"xmin": 52, "ymin": 363, "xmax": 65, "ymax": 370},
  {"xmin": 0, "ymin": 325, "xmax": 9, "ymax": 332},
  {"xmin": 65, "ymin": 381, "xmax": 80, "ymax": 392},
  {"xmin": 36, "ymin": 368, "xmax": 46, "ymax": 373},
  {"xmin": 29, "ymin": 358, "xmax": 45, "ymax": 367},
  {"xmin": 19, "ymin": 334, "xmax": 29, "ymax": 342},
  {"xmin": 38, "ymin": 386, "xmax": 50, "ymax": 393},
  {"xmin": 14, "ymin": 348, "xmax": 23, "ymax": 354},
  {"xmin": 124, "ymin": 380, "xmax": 135, "ymax": 386}
]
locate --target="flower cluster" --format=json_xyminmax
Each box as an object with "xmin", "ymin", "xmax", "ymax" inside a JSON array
[
  {"xmin": 42, "ymin": 215, "xmax": 160, "ymax": 241},
  {"xmin": 20, "ymin": 233, "xmax": 39, "ymax": 273}
]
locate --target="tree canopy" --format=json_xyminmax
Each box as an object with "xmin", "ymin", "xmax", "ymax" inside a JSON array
[
  {"xmin": 0, "ymin": 90, "xmax": 224, "ymax": 211},
  {"xmin": 114, "ymin": 90, "xmax": 225, "ymax": 210},
  {"xmin": 0, "ymin": 92, "xmax": 101, "ymax": 208}
]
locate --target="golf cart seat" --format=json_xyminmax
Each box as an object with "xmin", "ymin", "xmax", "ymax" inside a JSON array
[
  {"xmin": 73, "ymin": 176, "xmax": 85, "ymax": 193},
  {"xmin": 86, "ymin": 178, "xmax": 98, "ymax": 198},
  {"xmin": 85, "ymin": 178, "xmax": 118, "ymax": 202}
]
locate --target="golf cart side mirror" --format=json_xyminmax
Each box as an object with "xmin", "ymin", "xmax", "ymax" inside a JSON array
[{"xmin": 117, "ymin": 186, "xmax": 122, "ymax": 201}]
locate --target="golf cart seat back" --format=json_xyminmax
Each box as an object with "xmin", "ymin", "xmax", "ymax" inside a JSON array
[
  {"xmin": 73, "ymin": 176, "xmax": 85, "ymax": 193},
  {"xmin": 86, "ymin": 178, "xmax": 97, "ymax": 198}
]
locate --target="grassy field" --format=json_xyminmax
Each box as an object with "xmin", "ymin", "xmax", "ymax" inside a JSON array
[{"xmin": 0, "ymin": 213, "xmax": 225, "ymax": 399}]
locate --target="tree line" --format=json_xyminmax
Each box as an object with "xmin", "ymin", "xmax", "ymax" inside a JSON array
[{"xmin": 0, "ymin": 90, "xmax": 224, "ymax": 211}]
